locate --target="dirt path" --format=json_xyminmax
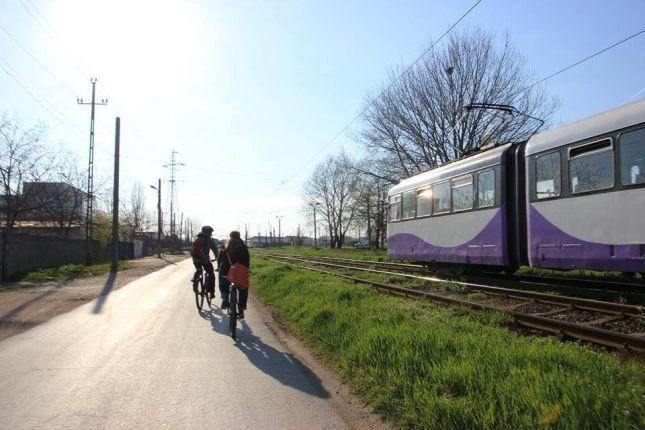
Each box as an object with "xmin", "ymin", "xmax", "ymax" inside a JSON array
[{"xmin": 0, "ymin": 255, "xmax": 189, "ymax": 341}]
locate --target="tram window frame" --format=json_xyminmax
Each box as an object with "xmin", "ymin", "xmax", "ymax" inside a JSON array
[
  {"xmin": 535, "ymin": 151, "xmax": 561, "ymax": 200},
  {"xmin": 389, "ymin": 194, "xmax": 401, "ymax": 221},
  {"xmin": 401, "ymin": 190, "xmax": 417, "ymax": 219},
  {"xmin": 618, "ymin": 127, "xmax": 645, "ymax": 186},
  {"xmin": 416, "ymin": 186, "xmax": 433, "ymax": 217},
  {"xmin": 451, "ymin": 174, "xmax": 474, "ymax": 212},
  {"xmin": 432, "ymin": 181, "xmax": 451, "ymax": 215},
  {"xmin": 568, "ymin": 138, "xmax": 614, "ymax": 194},
  {"xmin": 477, "ymin": 169, "xmax": 495, "ymax": 208}
]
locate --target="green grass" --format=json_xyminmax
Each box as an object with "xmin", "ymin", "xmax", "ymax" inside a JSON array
[
  {"xmin": 255, "ymin": 245, "xmax": 388, "ymax": 261},
  {"xmin": 21, "ymin": 261, "xmax": 133, "ymax": 283},
  {"xmin": 252, "ymin": 258, "xmax": 644, "ymax": 430},
  {"xmin": 256, "ymin": 246, "xmax": 645, "ymax": 283}
]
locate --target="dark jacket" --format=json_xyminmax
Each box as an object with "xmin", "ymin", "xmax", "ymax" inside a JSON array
[
  {"xmin": 218, "ymin": 240, "xmax": 250, "ymax": 277},
  {"xmin": 192, "ymin": 233, "xmax": 218, "ymax": 261}
]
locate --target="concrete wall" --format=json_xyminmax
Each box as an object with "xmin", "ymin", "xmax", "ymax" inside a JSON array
[{"xmin": 0, "ymin": 233, "xmax": 134, "ymax": 280}]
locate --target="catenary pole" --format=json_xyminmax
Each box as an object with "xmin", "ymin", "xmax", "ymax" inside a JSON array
[
  {"xmin": 157, "ymin": 178, "xmax": 161, "ymax": 258},
  {"xmin": 111, "ymin": 117, "xmax": 120, "ymax": 271}
]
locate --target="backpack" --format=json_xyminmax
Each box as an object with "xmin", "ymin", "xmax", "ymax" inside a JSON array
[
  {"xmin": 226, "ymin": 252, "xmax": 249, "ymax": 290},
  {"xmin": 191, "ymin": 237, "xmax": 205, "ymax": 258}
]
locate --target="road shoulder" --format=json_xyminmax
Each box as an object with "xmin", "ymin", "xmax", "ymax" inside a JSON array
[
  {"xmin": 0, "ymin": 255, "xmax": 189, "ymax": 341},
  {"xmin": 249, "ymin": 292, "xmax": 390, "ymax": 430}
]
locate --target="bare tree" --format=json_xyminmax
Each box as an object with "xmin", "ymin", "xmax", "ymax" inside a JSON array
[
  {"xmin": 359, "ymin": 28, "xmax": 559, "ymax": 181},
  {"xmin": 123, "ymin": 182, "xmax": 151, "ymax": 240},
  {"xmin": 303, "ymin": 153, "xmax": 360, "ymax": 248},
  {"xmin": 39, "ymin": 151, "xmax": 87, "ymax": 237},
  {"xmin": 0, "ymin": 114, "xmax": 56, "ymax": 278}
]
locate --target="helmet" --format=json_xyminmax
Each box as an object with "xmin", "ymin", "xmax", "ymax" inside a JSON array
[{"xmin": 201, "ymin": 225, "xmax": 214, "ymax": 235}]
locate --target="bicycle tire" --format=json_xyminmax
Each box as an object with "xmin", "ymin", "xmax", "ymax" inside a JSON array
[
  {"xmin": 205, "ymin": 274, "xmax": 212, "ymax": 307},
  {"xmin": 229, "ymin": 284, "xmax": 237, "ymax": 339},
  {"xmin": 194, "ymin": 278, "xmax": 204, "ymax": 311}
]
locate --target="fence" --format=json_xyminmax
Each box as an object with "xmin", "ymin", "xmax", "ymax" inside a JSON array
[{"xmin": 0, "ymin": 233, "xmax": 135, "ymax": 280}]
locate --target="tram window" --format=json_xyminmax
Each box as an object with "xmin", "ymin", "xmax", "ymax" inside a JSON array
[
  {"xmin": 477, "ymin": 169, "xmax": 495, "ymax": 207},
  {"xmin": 433, "ymin": 181, "xmax": 450, "ymax": 214},
  {"xmin": 402, "ymin": 191, "xmax": 416, "ymax": 219},
  {"xmin": 452, "ymin": 174, "xmax": 473, "ymax": 211},
  {"xmin": 535, "ymin": 152, "xmax": 561, "ymax": 199},
  {"xmin": 389, "ymin": 195, "xmax": 401, "ymax": 221},
  {"xmin": 619, "ymin": 128, "xmax": 645, "ymax": 185},
  {"xmin": 569, "ymin": 139, "xmax": 614, "ymax": 193},
  {"xmin": 416, "ymin": 187, "xmax": 432, "ymax": 217}
]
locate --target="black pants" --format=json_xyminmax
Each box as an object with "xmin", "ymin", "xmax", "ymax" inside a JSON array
[
  {"xmin": 194, "ymin": 260, "xmax": 215, "ymax": 294},
  {"xmin": 219, "ymin": 276, "xmax": 248, "ymax": 310}
]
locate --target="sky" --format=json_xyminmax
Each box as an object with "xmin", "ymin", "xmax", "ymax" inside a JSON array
[{"xmin": 1, "ymin": 0, "xmax": 644, "ymax": 240}]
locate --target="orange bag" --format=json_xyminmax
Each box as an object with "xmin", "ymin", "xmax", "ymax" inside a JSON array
[{"xmin": 226, "ymin": 252, "xmax": 249, "ymax": 290}]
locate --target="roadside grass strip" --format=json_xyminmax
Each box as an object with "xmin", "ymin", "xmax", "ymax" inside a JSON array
[
  {"xmin": 20, "ymin": 261, "xmax": 133, "ymax": 283},
  {"xmin": 252, "ymin": 258, "xmax": 644, "ymax": 430}
]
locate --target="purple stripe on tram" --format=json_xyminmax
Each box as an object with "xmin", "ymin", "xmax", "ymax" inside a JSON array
[
  {"xmin": 528, "ymin": 205, "xmax": 645, "ymax": 272},
  {"xmin": 388, "ymin": 208, "xmax": 508, "ymax": 266}
]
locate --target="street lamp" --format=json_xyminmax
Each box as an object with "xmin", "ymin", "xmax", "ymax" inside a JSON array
[
  {"xmin": 308, "ymin": 202, "xmax": 320, "ymax": 247},
  {"xmin": 150, "ymin": 179, "xmax": 161, "ymax": 258}
]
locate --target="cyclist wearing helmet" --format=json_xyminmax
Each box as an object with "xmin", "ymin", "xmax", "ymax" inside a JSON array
[{"xmin": 191, "ymin": 225, "xmax": 219, "ymax": 299}]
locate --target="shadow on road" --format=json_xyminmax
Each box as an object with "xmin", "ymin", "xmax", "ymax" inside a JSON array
[
  {"xmin": 0, "ymin": 286, "xmax": 63, "ymax": 322},
  {"xmin": 91, "ymin": 270, "xmax": 117, "ymax": 314},
  {"xmin": 200, "ymin": 307, "xmax": 330, "ymax": 399}
]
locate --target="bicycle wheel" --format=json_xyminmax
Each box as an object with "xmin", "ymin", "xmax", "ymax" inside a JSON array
[
  {"xmin": 229, "ymin": 284, "xmax": 237, "ymax": 339},
  {"xmin": 194, "ymin": 277, "xmax": 204, "ymax": 311},
  {"xmin": 205, "ymin": 275, "xmax": 212, "ymax": 307}
]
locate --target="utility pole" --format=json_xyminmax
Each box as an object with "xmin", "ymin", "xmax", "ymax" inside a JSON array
[
  {"xmin": 111, "ymin": 117, "xmax": 120, "ymax": 271},
  {"xmin": 309, "ymin": 202, "xmax": 319, "ymax": 247},
  {"xmin": 275, "ymin": 216, "xmax": 283, "ymax": 247},
  {"xmin": 150, "ymin": 179, "xmax": 161, "ymax": 258},
  {"xmin": 164, "ymin": 150, "xmax": 184, "ymax": 252},
  {"xmin": 366, "ymin": 194, "xmax": 372, "ymax": 249},
  {"xmin": 179, "ymin": 212, "xmax": 184, "ymax": 248},
  {"xmin": 78, "ymin": 78, "xmax": 107, "ymax": 264}
]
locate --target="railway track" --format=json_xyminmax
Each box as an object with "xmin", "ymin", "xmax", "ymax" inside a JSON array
[
  {"xmin": 264, "ymin": 254, "xmax": 645, "ymax": 304},
  {"xmin": 257, "ymin": 252, "xmax": 645, "ymax": 355}
]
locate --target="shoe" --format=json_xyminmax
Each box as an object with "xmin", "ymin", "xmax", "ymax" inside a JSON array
[
  {"xmin": 221, "ymin": 300, "xmax": 229, "ymax": 309},
  {"xmin": 238, "ymin": 311, "xmax": 244, "ymax": 319}
]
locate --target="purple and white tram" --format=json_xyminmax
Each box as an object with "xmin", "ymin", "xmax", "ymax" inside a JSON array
[{"xmin": 388, "ymin": 99, "xmax": 645, "ymax": 274}]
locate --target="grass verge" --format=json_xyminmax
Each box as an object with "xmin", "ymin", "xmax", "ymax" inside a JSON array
[
  {"xmin": 20, "ymin": 261, "xmax": 133, "ymax": 283},
  {"xmin": 252, "ymin": 257, "xmax": 644, "ymax": 429},
  {"xmin": 256, "ymin": 246, "xmax": 644, "ymax": 283}
]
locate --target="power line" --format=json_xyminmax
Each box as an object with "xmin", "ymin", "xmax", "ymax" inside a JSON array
[
  {"xmin": 275, "ymin": 0, "xmax": 483, "ymax": 190},
  {"xmin": 517, "ymin": 28, "xmax": 645, "ymax": 97},
  {"xmin": 16, "ymin": 0, "xmax": 90, "ymax": 78},
  {"xmin": 0, "ymin": 55, "xmax": 85, "ymax": 140},
  {"xmin": 0, "ymin": 22, "xmax": 77, "ymax": 97}
]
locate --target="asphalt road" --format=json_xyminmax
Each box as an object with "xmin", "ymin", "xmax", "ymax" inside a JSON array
[{"xmin": 0, "ymin": 258, "xmax": 348, "ymax": 429}]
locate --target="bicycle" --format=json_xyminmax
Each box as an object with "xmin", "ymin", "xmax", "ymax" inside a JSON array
[
  {"xmin": 192, "ymin": 264, "xmax": 214, "ymax": 311},
  {"xmin": 228, "ymin": 282, "xmax": 238, "ymax": 339}
]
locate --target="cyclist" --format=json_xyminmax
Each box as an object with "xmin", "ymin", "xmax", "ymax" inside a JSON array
[
  {"xmin": 191, "ymin": 226, "xmax": 219, "ymax": 299},
  {"xmin": 217, "ymin": 230, "xmax": 250, "ymax": 317}
]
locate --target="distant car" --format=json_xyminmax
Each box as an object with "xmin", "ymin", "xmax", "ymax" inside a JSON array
[{"xmin": 354, "ymin": 239, "xmax": 370, "ymax": 249}]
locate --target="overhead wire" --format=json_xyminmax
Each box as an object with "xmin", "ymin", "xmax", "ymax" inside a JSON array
[
  {"xmin": 0, "ymin": 55, "xmax": 86, "ymax": 141},
  {"xmin": 274, "ymin": 0, "xmax": 484, "ymax": 191},
  {"xmin": 16, "ymin": 0, "xmax": 91, "ymax": 78},
  {"xmin": 515, "ymin": 28, "xmax": 645, "ymax": 97}
]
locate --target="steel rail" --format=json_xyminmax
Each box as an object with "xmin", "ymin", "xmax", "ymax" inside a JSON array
[
  {"xmin": 257, "ymin": 252, "xmax": 645, "ymax": 303},
  {"xmin": 259, "ymin": 255, "xmax": 645, "ymax": 354},
  {"xmin": 266, "ymin": 253, "xmax": 643, "ymax": 317}
]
